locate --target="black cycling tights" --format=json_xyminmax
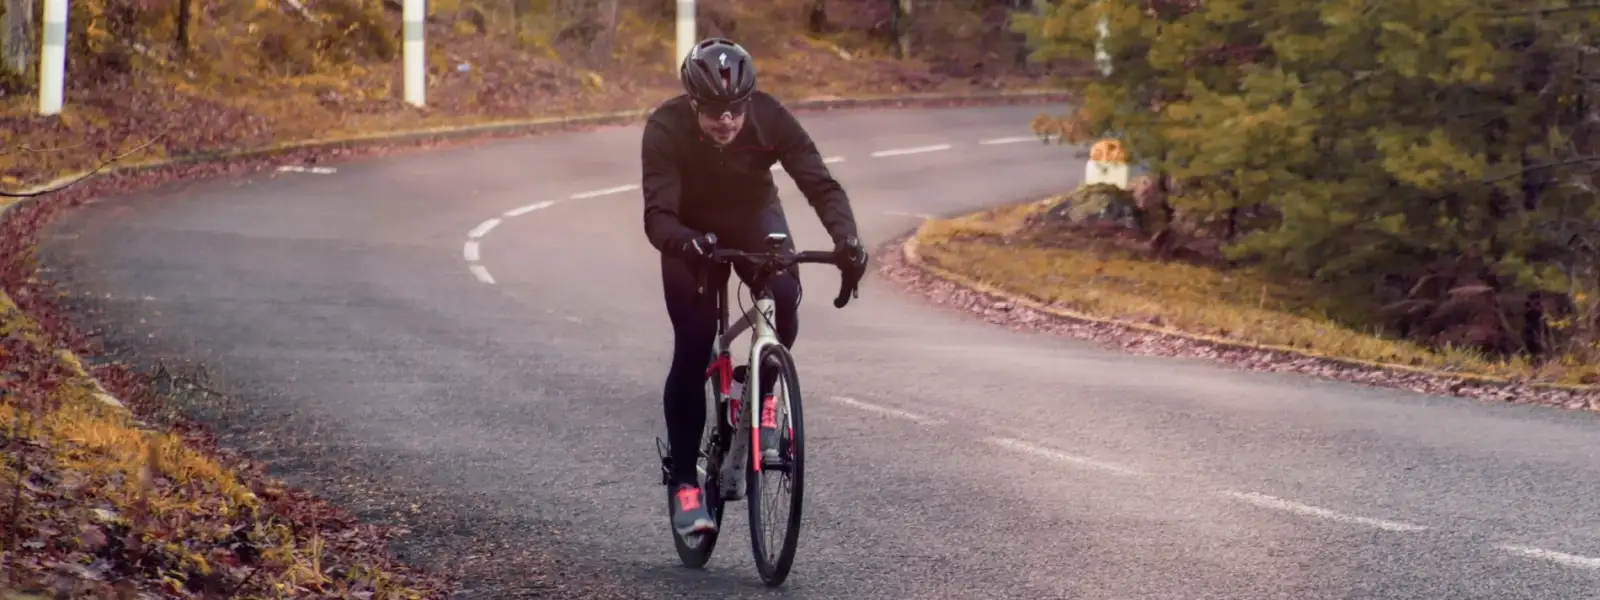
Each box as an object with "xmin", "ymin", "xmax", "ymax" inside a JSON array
[{"xmin": 661, "ymin": 252, "xmax": 800, "ymax": 487}]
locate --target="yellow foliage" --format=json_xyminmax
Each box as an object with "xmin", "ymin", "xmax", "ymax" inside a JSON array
[
  {"xmin": 1088, "ymin": 138, "xmax": 1129, "ymax": 163},
  {"xmin": 1031, "ymin": 111, "xmax": 1096, "ymax": 144},
  {"xmin": 582, "ymin": 70, "xmax": 605, "ymax": 91}
]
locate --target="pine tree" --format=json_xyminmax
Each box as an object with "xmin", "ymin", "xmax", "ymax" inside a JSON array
[{"xmin": 1014, "ymin": 0, "xmax": 1600, "ymax": 361}]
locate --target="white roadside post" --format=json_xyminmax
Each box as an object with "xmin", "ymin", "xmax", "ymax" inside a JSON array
[
  {"xmin": 1094, "ymin": 0, "xmax": 1112, "ymax": 77},
  {"xmin": 1085, "ymin": 139, "xmax": 1131, "ymax": 189},
  {"xmin": 39, "ymin": 0, "xmax": 68, "ymax": 115},
  {"xmin": 1088, "ymin": 0, "xmax": 1127, "ymax": 186},
  {"xmin": 676, "ymin": 0, "xmax": 695, "ymax": 70},
  {"xmin": 403, "ymin": 0, "xmax": 425, "ymax": 107}
]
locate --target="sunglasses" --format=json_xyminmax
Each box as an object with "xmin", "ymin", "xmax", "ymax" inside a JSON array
[{"xmin": 692, "ymin": 99, "xmax": 749, "ymax": 120}]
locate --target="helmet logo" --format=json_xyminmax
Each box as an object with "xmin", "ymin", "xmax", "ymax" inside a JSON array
[{"xmin": 719, "ymin": 52, "xmax": 727, "ymax": 66}]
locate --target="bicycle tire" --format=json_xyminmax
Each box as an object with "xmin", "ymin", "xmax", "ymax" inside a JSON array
[
  {"xmin": 670, "ymin": 367, "xmax": 732, "ymax": 568},
  {"xmin": 745, "ymin": 343, "xmax": 805, "ymax": 587}
]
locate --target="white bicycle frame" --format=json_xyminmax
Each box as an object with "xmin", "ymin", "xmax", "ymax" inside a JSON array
[{"xmin": 708, "ymin": 270, "xmax": 790, "ymax": 480}]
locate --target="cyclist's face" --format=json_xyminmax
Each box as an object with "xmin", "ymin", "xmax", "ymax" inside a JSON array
[{"xmin": 694, "ymin": 100, "xmax": 747, "ymax": 146}]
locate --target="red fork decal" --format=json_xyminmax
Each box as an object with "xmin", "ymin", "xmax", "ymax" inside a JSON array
[
  {"xmin": 704, "ymin": 353, "xmax": 732, "ymax": 396},
  {"xmin": 751, "ymin": 394, "xmax": 762, "ymax": 473}
]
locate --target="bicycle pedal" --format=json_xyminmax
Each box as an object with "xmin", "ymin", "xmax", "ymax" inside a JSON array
[{"xmin": 655, "ymin": 437, "xmax": 672, "ymax": 485}]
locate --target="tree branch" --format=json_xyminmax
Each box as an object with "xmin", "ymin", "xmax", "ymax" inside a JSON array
[
  {"xmin": 1484, "ymin": 154, "xmax": 1600, "ymax": 185},
  {"xmin": 1484, "ymin": 2, "xmax": 1600, "ymax": 18},
  {"xmin": 0, "ymin": 140, "xmax": 93, "ymax": 156},
  {"xmin": 0, "ymin": 126, "xmax": 173, "ymax": 199}
]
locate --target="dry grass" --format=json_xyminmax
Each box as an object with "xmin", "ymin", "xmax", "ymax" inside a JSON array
[
  {"xmin": 0, "ymin": 290, "xmax": 443, "ymax": 597},
  {"xmin": 916, "ymin": 199, "xmax": 1600, "ymax": 387}
]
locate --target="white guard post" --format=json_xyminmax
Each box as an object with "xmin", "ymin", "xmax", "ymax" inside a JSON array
[
  {"xmin": 39, "ymin": 0, "xmax": 68, "ymax": 115},
  {"xmin": 676, "ymin": 0, "xmax": 696, "ymax": 70},
  {"xmin": 1094, "ymin": 0, "xmax": 1112, "ymax": 77},
  {"xmin": 404, "ymin": 0, "xmax": 425, "ymax": 107},
  {"xmin": 1084, "ymin": 139, "xmax": 1131, "ymax": 189}
]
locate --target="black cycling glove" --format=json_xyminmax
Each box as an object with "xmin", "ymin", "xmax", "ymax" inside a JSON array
[
  {"xmin": 835, "ymin": 235, "xmax": 868, "ymax": 269},
  {"xmin": 678, "ymin": 232, "xmax": 717, "ymax": 260}
]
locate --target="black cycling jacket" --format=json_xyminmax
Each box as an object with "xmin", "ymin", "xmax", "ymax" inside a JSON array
[{"xmin": 641, "ymin": 91, "xmax": 859, "ymax": 254}]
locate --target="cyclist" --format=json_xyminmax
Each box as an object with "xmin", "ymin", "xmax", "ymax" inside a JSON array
[{"xmin": 641, "ymin": 37, "xmax": 869, "ymax": 537}]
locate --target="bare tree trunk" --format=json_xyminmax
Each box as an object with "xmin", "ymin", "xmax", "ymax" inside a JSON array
[
  {"xmin": 2, "ymin": 0, "xmax": 36, "ymax": 77},
  {"xmin": 176, "ymin": 0, "xmax": 193, "ymax": 56},
  {"xmin": 891, "ymin": 0, "xmax": 912, "ymax": 59},
  {"xmin": 604, "ymin": 0, "xmax": 619, "ymax": 62},
  {"xmin": 807, "ymin": 0, "xmax": 828, "ymax": 34},
  {"xmin": 1013, "ymin": 0, "xmax": 1043, "ymax": 69}
]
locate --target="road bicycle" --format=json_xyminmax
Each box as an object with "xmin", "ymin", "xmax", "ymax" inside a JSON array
[{"xmin": 655, "ymin": 231, "xmax": 866, "ymax": 587}]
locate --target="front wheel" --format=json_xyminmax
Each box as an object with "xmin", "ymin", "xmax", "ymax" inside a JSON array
[{"xmin": 746, "ymin": 343, "xmax": 805, "ymax": 587}]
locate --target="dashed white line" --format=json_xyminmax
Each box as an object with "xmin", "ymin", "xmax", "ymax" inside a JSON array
[
  {"xmin": 276, "ymin": 165, "xmax": 338, "ymax": 174},
  {"xmin": 468, "ymin": 218, "xmax": 502, "ymax": 239},
  {"xmin": 569, "ymin": 184, "xmax": 639, "ymax": 199},
  {"xmin": 984, "ymin": 437, "xmax": 1141, "ymax": 476},
  {"xmin": 1221, "ymin": 491, "xmax": 1429, "ymax": 532},
  {"xmin": 829, "ymin": 396, "xmax": 942, "ymax": 425},
  {"xmin": 772, "ymin": 156, "xmax": 845, "ymax": 171},
  {"xmin": 468, "ymin": 264, "xmax": 496, "ymax": 285},
  {"xmin": 1495, "ymin": 544, "xmax": 1600, "ymax": 571},
  {"xmin": 882, "ymin": 209, "xmax": 934, "ymax": 219},
  {"xmin": 504, "ymin": 200, "xmax": 556, "ymax": 217},
  {"xmin": 871, "ymin": 144, "xmax": 952, "ymax": 158},
  {"xmin": 979, "ymin": 136, "xmax": 1038, "ymax": 146},
  {"xmin": 460, "ymin": 135, "xmax": 1036, "ymax": 287}
]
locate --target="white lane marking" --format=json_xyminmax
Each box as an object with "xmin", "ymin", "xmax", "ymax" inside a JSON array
[
  {"xmin": 468, "ymin": 218, "xmax": 502, "ymax": 239},
  {"xmin": 1495, "ymin": 544, "xmax": 1600, "ymax": 571},
  {"xmin": 504, "ymin": 200, "xmax": 556, "ymax": 217},
  {"xmin": 771, "ymin": 156, "xmax": 845, "ymax": 171},
  {"xmin": 570, "ymin": 184, "xmax": 639, "ymax": 199},
  {"xmin": 979, "ymin": 136, "xmax": 1038, "ymax": 146},
  {"xmin": 467, "ymin": 198, "xmax": 560, "ymax": 286},
  {"xmin": 984, "ymin": 437, "xmax": 1141, "ymax": 476},
  {"xmin": 829, "ymin": 396, "xmax": 941, "ymax": 425},
  {"xmin": 882, "ymin": 210, "xmax": 934, "ymax": 219},
  {"xmin": 1221, "ymin": 491, "xmax": 1429, "ymax": 532},
  {"xmin": 871, "ymin": 144, "xmax": 952, "ymax": 158},
  {"xmin": 469, "ymin": 264, "xmax": 496, "ymax": 285},
  {"xmin": 276, "ymin": 165, "xmax": 337, "ymax": 174}
]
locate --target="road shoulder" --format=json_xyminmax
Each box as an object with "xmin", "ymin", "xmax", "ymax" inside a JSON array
[{"xmin": 879, "ymin": 191, "xmax": 1600, "ymax": 414}]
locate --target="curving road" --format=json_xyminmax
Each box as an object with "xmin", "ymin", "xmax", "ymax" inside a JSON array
[{"xmin": 40, "ymin": 104, "xmax": 1600, "ymax": 599}]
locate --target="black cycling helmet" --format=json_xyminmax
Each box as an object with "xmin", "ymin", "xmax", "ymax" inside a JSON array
[{"xmin": 680, "ymin": 38, "xmax": 757, "ymax": 106}]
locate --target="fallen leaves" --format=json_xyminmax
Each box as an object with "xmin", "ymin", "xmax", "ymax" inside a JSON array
[{"xmin": 1, "ymin": 262, "xmax": 452, "ymax": 597}]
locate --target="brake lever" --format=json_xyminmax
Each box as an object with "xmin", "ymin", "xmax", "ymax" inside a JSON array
[
  {"xmin": 833, "ymin": 260, "xmax": 864, "ymax": 309},
  {"xmin": 694, "ymin": 232, "xmax": 718, "ymax": 295}
]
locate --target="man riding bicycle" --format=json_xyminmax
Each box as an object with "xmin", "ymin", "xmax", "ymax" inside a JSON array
[{"xmin": 641, "ymin": 37, "xmax": 869, "ymax": 537}]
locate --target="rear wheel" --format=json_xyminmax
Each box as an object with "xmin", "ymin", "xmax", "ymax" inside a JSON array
[
  {"xmin": 670, "ymin": 367, "xmax": 731, "ymax": 568},
  {"xmin": 746, "ymin": 343, "xmax": 805, "ymax": 587}
]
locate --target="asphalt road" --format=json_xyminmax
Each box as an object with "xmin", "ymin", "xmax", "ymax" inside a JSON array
[{"xmin": 40, "ymin": 104, "xmax": 1600, "ymax": 599}]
